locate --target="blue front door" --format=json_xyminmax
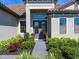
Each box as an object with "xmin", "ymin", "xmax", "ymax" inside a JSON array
[
  {"xmin": 32, "ymin": 13, "xmax": 48, "ymax": 39},
  {"xmin": 33, "ymin": 21, "xmax": 47, "ymax": 39},
  {"xmin": 33, "ymin": 21, "xmax": 47, "ymax": 34}
]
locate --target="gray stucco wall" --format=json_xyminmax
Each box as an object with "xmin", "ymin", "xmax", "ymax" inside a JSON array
[{"xmin": 0, "ymin": 10, "xmax": 18, "ymax": 40}]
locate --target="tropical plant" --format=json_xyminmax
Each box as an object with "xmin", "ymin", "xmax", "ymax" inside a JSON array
[
  {"xmin": 44, "ymin": 53, "xmax": 56, "ymax": 59},
  {"xmin": 24, "ymin": 32, "xmax": 30, "ymax": 41},
  {"xmin": 0, "ymin": 35, "xmax": 23, "ymax": 53},
  {"xmin": 20, "ymin": 39, "xmax": 35, "ymax": 52},
  {"xmin": 16, "ymin": 51, "xmax": 37, "ymax": 59}
]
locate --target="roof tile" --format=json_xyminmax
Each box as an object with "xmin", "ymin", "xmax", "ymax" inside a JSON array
[{"xmin": 8, "ymin": 4, "xmax": 26, "ymax": 16}]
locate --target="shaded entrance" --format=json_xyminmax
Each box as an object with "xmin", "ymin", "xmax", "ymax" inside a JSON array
[
  {"xmin": 33, "ymin": 20, "xmax": 47, "ymax": 39},
  {"xmin": 32, "ymin": 13, "xmax": 48, "ymax": 39}
]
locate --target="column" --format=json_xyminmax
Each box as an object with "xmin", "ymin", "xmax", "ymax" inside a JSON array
[
  {"xmin": 67, "ymin": 18, "xmax": 74, "ymax": 37},
  {"xmin": 26, "ymin": 6, "xmax": 31, "ymax": 34}
]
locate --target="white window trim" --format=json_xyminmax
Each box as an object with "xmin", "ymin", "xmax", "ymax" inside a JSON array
[
  {"xmin": 18, "ymin": 19, "xmax": 26, "ymax": 34},
  {"xmin": 59, "ymin": 17, "xmax": 67, "ymax": 34}
]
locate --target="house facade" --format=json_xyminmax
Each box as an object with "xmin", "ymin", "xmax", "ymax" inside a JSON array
[
  {"xmin": 23, "ymin": 0, "xmax": 54, "ymax": 40},
  {"xmin": 0, "ymin": 3, "xmax": 19, "ymax": 40},
  {"xmin": 23, "ymin": 0, "xmax": 79, "ymax": 39},
  {"xmin": 50, "ymin": 0, "xmax": 79, "ymax": 38},
  {"xmin": 1, "ymin": 0, "xmax": 79, "ymax": 40}
]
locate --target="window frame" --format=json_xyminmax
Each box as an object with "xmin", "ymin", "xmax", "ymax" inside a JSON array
[
  {"xmin": 19, "ymin": 20, "xmax": 26, "ymax": 34},
  {"xmin": 74, "ymin": 17, "xmax": 79, "ymax": 34},
  {"xmin": 59, "ymin": 17, "xmax": 67, "ymax": 34}
]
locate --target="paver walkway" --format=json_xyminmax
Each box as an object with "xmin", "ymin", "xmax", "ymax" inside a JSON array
[{"xmin": 32, "ymin": 39, "xmax": 48, "ymax": 59}]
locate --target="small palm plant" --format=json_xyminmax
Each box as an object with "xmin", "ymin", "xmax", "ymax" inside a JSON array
[
  {"xmin": 44, "ymin": 53, "xmax": 56, "ymax": 59},
  {"xmin": 16, "ymin": 51, "xmax": 37, "ymax": 59}
]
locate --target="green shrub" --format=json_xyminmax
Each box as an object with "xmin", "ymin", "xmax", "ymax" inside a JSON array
[
  {"xmin": 31, "ymin": 33, "xmax": 34, "ymax": 37},
  {"xmin": 0, "ymin": 45, "xmax": 8, "ymax": 54},
  {"xmin": 24, "ymin": 32, "xmax": 30, "ymax": 41},
  {"xmin": 0, "ymin": 35, "xmax": 23, "ymax": 53},
  {"xmin": 61, "ymin": 46, "xmax": 75, "ymax": 59},
  {"xmin": 0, "ymin": 40, "xmax": 10, "ymax": 54},
  {"xmin": 47, "ymin": 38, "xmax": 63, "ymax": 50},
  {"xmin": 47, "ymin": 37, "xmax": 78, "ymax": 59},
  {"xmin": 48, "ymin": 38, "xmax": 78, "ymax": 50},
  {"xmin": 49, "ymin": 48, "xmax": 63, "ymax": 59},
  {"xmin": 21, "ymin": 39, "xmax": 35, "ymax": 51}
]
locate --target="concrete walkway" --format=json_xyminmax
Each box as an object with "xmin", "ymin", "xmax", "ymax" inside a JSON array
[
  {"xmin": 0, "ymin": 55, "xmax": 16, "ymax": 59},
  {"xmin": 32, "ymin": 39, "xmax": 48, "ymax": 59}
]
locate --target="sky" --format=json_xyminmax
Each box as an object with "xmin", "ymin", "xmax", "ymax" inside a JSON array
[
  {"xmin": 0, "ymin": 0, "xmax": 71, "ymax": 6},
  {"xmin": 58, "ymin": 0, "xmax": 70, "ymax": 4}
]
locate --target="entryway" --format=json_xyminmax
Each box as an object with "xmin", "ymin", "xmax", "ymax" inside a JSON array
[{"xmin": 33, "ymin": 20, "xmax": 47, "ymax": 40}]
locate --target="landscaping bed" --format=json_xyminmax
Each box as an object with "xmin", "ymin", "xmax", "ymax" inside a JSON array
[
  {"xmin": 15, "ymin": 37, "xmax": 79, "ymax": 59},
  {"xmin": 0, "ymin": 33, "xmax": 35, "ymax": 55}
]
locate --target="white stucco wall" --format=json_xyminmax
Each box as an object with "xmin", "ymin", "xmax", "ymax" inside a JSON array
[
  {"xmin": 51, "ymin": 17, "xmax": 79, "ymax": 38},
  {"xmin": 0, "ymin": 10, "xmax": 18, "ymax": 40}
]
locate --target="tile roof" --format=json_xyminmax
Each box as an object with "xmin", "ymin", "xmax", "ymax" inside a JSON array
[
  {"xmin": 55, "ymin": 4, "xmax": 62, "ymax": 9},
  {"xmin": 8, "ymin": 4, "xmax": 26, "ymax": 16},
  {"xmin": 0, "ymin": 2, "xmax": 20, "ymax": 17}
]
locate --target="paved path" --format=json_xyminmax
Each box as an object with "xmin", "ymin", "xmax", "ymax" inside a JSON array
[
  {"xmin": 32, "ymin": 39, "xmax": 48, "ymax": 59},
  {"xmin": 0, "ymin": 55, "xmax": 16, "ymax": 59}
]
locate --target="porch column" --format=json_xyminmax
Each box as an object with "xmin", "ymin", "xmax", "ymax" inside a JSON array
[{"xmin": 26, "ymin": 6, "xmax": 31, "ymax": 34}]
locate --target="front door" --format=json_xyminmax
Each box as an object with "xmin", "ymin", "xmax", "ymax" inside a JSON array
[{"xmin": 33, "ymin": 21, "xmax": 47, "ymax": 39}]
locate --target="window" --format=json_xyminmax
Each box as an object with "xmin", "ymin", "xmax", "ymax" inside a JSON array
[
  {"xmin": 20, "ymin": 21, "xmax": 26, "ymax": 33},
  {"xmin": 60, "ymin": 18, "xmax": 66, "ymax": 34},
  {"xmin": 32, "ymin": 14, "xmax": 48, "ymax": 20},
  {"xmin": 74, "ymin": 18, "xmax": 79, "ymax": 33}
]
